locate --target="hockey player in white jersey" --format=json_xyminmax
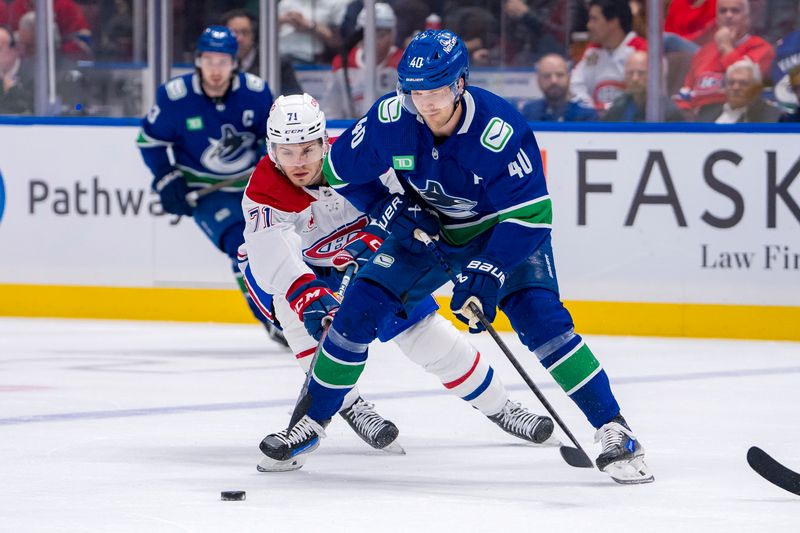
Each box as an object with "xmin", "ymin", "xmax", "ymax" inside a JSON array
[{"xmin": 240, "ymin": 93, "xmax": 555, "ymax": 471}]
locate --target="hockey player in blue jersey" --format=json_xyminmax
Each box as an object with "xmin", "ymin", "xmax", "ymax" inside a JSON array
[
  {"xmin": 137, "ymin": 25, "xmax": 287, "ymax": 348},
  {"xmin": 259, "ymin": 29, "xmax": 653, "ymax": 484}
]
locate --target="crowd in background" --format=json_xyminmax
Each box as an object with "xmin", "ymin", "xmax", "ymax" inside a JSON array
[{"xmin": 0, "ymin": 0, "xmax": 799, "ymax": 122}]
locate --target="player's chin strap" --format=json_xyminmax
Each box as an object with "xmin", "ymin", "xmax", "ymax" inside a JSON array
[{"xmin": 413, "ymin": 229, "xmax": 595, "ymax": 470}]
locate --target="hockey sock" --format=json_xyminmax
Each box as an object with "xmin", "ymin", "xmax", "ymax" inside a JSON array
[
  {"xmin": 306, "ymin": 326, "xmax": 369, "ymax": 421},
  {"xmin": 393, "ymin": 313, "xmax": 507, "ymax": 415},
  {"xmin": 537, "ymin": 333, "xmax": 620, "ymax": 428}
]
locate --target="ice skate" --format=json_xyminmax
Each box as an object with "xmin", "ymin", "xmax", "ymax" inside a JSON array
[
  {"xmin": 339, "ymin": 396, "xmax": 404, "ymax": 454},
  {"xmin": 264, "ymin": 321, "xmax": 290, "ymax": 349},
  {"xmin": 487, "ymin": 400, "xmax": 555, "ymax": 445},
  {"xmin": 594, "ymin": 415, "xmax": 654, "ymax": 484},
  {"xmin": 257, "ymin": 415, "xmax": 327, "ymax": 472}
]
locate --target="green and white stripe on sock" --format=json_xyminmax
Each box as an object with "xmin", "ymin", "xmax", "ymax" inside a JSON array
[
  {"xmin": 545, "ymin": 341, "xmax": 603, "ymax": 396},
  {"xmin": 311, "ymin": 345, "xmax": 367, "ymax": 389}
]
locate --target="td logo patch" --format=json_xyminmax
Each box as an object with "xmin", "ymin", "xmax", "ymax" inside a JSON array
[{"xmin": 392, "ymin": 155, "xmax": 415, "ymax": 171}]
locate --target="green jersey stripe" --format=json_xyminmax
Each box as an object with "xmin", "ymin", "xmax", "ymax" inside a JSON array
[
  {"xmin": 547, "ymin": 343, "xmax": 601, "ymax": 393},
  {"xmin": 323, "ymin": 153, "xmax": 347, "ymax": 188},
  {"xmin": 312, "ymin": 348, "xmax": 366, "ymax": 388},
  {"xmin": 136, "ymin": 130, "xmax": 171, "ymax": 148},
  {"xmin": 441, "ymin": 198, "xmax": 553, "ymax": 245}
]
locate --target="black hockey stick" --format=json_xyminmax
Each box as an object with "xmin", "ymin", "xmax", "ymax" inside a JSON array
[
  {"xmin": 185, "ymin": 175, "xmax": 250, "ymax": 207},
  {"xmin": 414, "ymin": 229, "xmax": 594, "ymax": 469},
  {"xmin": 287, "ymin": 264, "xmax": 357, "ymax": 429},
  {"xmin": 747, "ymin": 446, "xmax": 800, "ymax": 496}
]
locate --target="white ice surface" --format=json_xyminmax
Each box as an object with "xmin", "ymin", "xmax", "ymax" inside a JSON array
[{"xmin": 0, "ymin": 318, "xmax": 798, "ymax": 532}]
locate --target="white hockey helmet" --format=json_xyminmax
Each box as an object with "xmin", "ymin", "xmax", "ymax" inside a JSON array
[{"xmin": 267, "ymin": 93, "xmax": 328, "ymax": 165}]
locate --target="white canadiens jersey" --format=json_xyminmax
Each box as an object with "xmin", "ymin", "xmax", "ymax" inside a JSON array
[
  {"xmin": 241, "ymin": 154, "xmax": 369, "ymax": 299},
  {"xmin": 569, "ymin": 32, "xmax": 648, "ymax": 110}
]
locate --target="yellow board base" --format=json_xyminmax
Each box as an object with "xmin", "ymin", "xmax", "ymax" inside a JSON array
[{"xmin": 1, "ymin": 284, "xmax": 799, "ymax": 341}]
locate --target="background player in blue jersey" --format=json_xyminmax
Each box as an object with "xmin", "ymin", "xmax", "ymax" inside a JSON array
[
  {"xmin": 260, "ymin": 29, "xmax": 653, "ymax": 484},
  {"xmin": 137, "ymin": 25, "xmax": 287, "ymax": 348}
]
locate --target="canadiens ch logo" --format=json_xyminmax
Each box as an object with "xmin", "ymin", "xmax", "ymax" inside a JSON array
[
  {"xmin": 412, "ymin": 180, "xmax": 477, "ymax": 219},
  {"xmin": 303, "ymin": 216, "xmax": 369, "ymax": 260},
  {"xmin": 200, "ymin": 124, "xmax": 256, "ymax": 174}
]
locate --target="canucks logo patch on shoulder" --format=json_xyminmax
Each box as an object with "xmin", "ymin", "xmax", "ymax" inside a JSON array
[
  {"xmin": 378, "ymin": 96, "xmax": 402, "ymax": 123},
  {"xmin": 244, "ymin": 73, "xmax": 265, "ymax": 92},
  {"xmin": 480, "ymin": 118, "xmax": 513, "ymax": 153},
  {"xmin": 165, "ymin": 78, "xmax": 188, "ymax": 101},
  {"xmin": 413, "ymin": 180, "xmax": 477, "ymax": 219}
]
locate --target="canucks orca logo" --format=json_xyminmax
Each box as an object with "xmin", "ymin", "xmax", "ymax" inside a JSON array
[
  {"xmin": 413, "ymin": 180, "xmax": 477, "ymax": 219},
  {"xmin": 0, "ymin": 170, "xmax": 5, "ymax": 226},
  {"xmin": 200, "ymin": 124, "xmax": 257, "ymax": 174}
]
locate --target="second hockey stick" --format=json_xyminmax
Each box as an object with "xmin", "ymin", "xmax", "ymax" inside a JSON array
[
  {"xmin": 414, "ymin": 229, "xmax": 594, "ymax": 469},
  {"xmin": 185, "ymin": 175, "xmax": 250, "ymax": 207},
  {"xmin": 747, "ymin": 446, "xmax": 800, "ymax": 496},
  {"xmin": 287, "ymin": 264, "xmax": 357, "ymax": 429}
]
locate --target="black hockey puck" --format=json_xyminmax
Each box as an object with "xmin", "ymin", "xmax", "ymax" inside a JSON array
[{"xmin": 220, "ymin": 490, "xmax": 246, "ymax": 501}]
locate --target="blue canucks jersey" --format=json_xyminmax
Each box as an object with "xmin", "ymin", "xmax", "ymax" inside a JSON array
[
  {"xmin": 324, "ymin": 86, "xmax": 552, "ymax": 271},
  {"xmin": 137, "ymin": 72, "xmax": 273, "ymax": 191}
]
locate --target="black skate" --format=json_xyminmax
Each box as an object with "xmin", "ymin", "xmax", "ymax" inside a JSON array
[
  {"xmin": 339, "ymin": 397, "xmax": 404, "ymax": 454},
  {"xmin": 488, "ymin": 400, "xmax": 555, "ymax": 444},
  {"xmin": 257, "ymin": 415, "xmax": 327, "ymax": 472},
  {"xmin": 594, "ymin": 415, "xmax": 654, "ymax": 484}
]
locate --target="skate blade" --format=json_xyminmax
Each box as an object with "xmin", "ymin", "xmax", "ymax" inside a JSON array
[
  {"xmin": 256, "ymin": 454, "xmax": 308, "ymax": 472},
  {"xmin": 380, "ymin": 441, "xmax": 406, "ymax": 455},
  {"xmin": 603, "ymin": 455, "xmax": 655, "ymax": 484},
  {"xmin": 529, "ymin": 436, "xmax": 563, "ymax": 448}
]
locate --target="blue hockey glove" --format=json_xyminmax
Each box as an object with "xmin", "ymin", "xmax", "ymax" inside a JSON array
[
  {"xmin": 288, "ymin": 278, "xmax": 340, "ymax": 341},
  {"xmin": 154, "ymin": 170, "xmax": 194, "ymax": 216},
  {"xmin": 371, "ymin": 193, "xmax": 439, "ymax": 254},
  {"xmin": 450, "ymin": 258, "xmax": 506, "ymax": 333},
  {"xmin": 332, "ymin": 224, "xmax": 387, "ymax": 271}
]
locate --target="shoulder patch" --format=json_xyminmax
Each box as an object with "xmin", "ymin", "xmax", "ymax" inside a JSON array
[
  {"xmin": 244, "ymin": 73, "xmax": 265, "ymax": 92},
  {"xmin": 378, "ymin": 96, "xmax": 402, "ymax": 123},
  {"xmin": 480, "ymin": 118, "xmax": 514, "ymax": 153},
  {"xmin": 245, "ymin": 158, "xmax": 315, "ymax": 213},
  {"xmin": 165, "ymin": 78, "xmax": 188, "ymax": 101}
]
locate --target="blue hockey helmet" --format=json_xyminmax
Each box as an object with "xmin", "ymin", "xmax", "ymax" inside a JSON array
[
  {"xmin": 397, "ymin": 29, "xmax": 469, "ymax": 93},
  {"xmin": 196, "ymin": 25, "xmax": 238, "ymax": 59}
]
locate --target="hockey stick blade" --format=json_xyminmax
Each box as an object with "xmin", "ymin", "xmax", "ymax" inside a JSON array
[
  {"xmin": 747, "ymin": 446, "xmax": 800, "ymax": 496},
  {"xmin": 560, "ymin": 445, "xmax": 594, "ymax": 468}
]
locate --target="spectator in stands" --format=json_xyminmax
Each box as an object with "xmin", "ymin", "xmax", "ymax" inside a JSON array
[
  {"xmin": 501, "ymin": 0, "xmax": 567, "ymax": 66},
  {"xmin": 278, "ymin": 0, "xmax": 346, "ymax": 63},
  {"xmin": 14, "ymin": 10, "xmax": 40, "ymax": 59},
  {"xmin": 676, "ymin": 0, "xmax": 775, "ymax": 113},
  {"xmin": 8, "ymin": 0, "xmax": 92, "ymax": 59},
  {"xmin": 779, "ymin": 67, "xmax": 800, "ymax": 122},
  {"xmin": 665, "ymin": 0, "xmax": 718, "ymax": 46},
  {"xmin": 324, "ymin": 2, "xmax": 401, "ymax": 119},
  {"xmin": 0, "ymin": 24, "xmax": 31, "ymax": 114},
  {"xmin": 570, "ymin": 0, "xmax": 647, "ymax": 113},
  {"xmin": 221, "ymin": 8, "xmax": 303, "ymax": 95},
  {"xmin": 392, "ymin": 0, "xmax": 432, "ymax": 47},
  {"xmin": 521, "ymin": 53, "xmax": 597, "ymax": 121},
  {"xmin": 445, "ymin": 5, "xmax": 498, "ymax": 66},
  {"xmin": 696, "ymin": 57, "xmax": 782, "ymax": 122},
  {"xmin": 603, "ymin": 50, "xmax": 685, "ymax": 121}
]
